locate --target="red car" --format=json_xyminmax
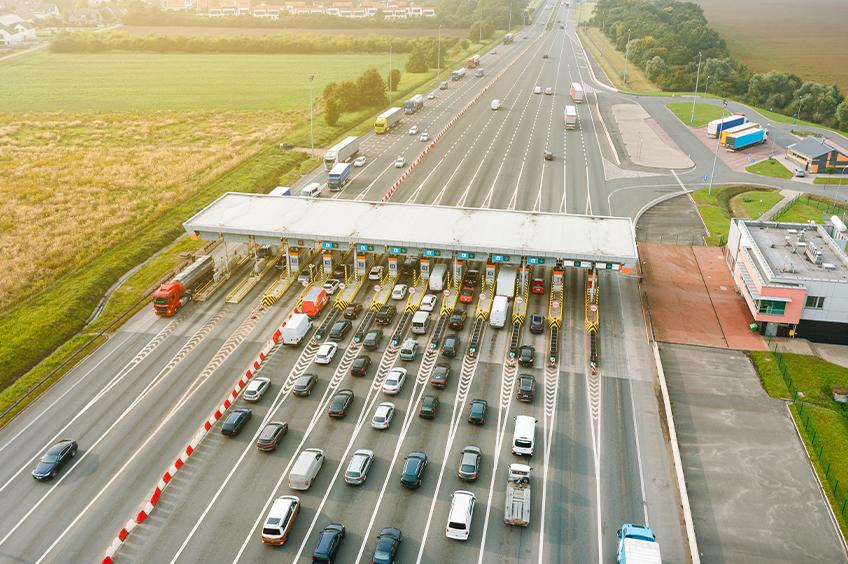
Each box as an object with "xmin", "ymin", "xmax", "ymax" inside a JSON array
[
  {"xmin": 530, "ymin": 278, "xmax": 545, "ymax": 295},
  {"xmin": 459, "ymin": 287, "xmax": 475, "ymax": 304}
]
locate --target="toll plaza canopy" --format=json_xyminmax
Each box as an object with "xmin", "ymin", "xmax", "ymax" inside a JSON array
[{"xmin": 183, "ymin": 193, "xmax": 638, "ymax": 268}]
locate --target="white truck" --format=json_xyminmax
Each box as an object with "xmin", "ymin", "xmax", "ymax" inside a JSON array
[
  {"xmin": 569, "ymin": 82, "xmax": 584, "ymax": 103},
  {"xmin": 282, "ymin": 313, "xmax": 312, "ymax": 345},
  {"xmin": 503, "ymin": 463, "xmax": 531, "ymax": 526},
  {"xmin": 564, "ymin": 105, "xmax": 578, "ymax": 129},
  {"xmin": 323, "ymin": 136, "xmax": 360, "ymax": 170},
  {"xmin": 616, "ymin": 524, "xmax": 662, "ymax": 564},
  {"xmin": 496, "ymin": 265, "xmax": 518, "ymax": 298},
  {"xmin": 490, "ymin": 295, "xmax": 508, "ymax": 328}
]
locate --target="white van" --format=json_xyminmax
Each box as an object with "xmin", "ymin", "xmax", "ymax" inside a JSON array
[
  {"xmin": 260, "ymin": 495, "xmax": 301, "ymax": 545},
  {"xmin": 512, "ymin": 415, "xmax": 536, "ymax": 456},
  {"xmin": 300, "ymin": 182, "xmax": 322, "ymax": 197},
  {"xmin": 411, "ymin": 310, "xmax": 431, "ymax": 334},
  {"xmin": 445, "ymin": 490, "xmax": 477, "ymax": 540},
  {"xmin": 288, "ymin": 448, "xmax": 325, "ymax": 490},
  {"xmin": 490, "ymin": 295, "xmax": 508, "ymax": 328},
  {"xmin": 429, "ymin": 263, "xmax": 448, "ymax": 292}
]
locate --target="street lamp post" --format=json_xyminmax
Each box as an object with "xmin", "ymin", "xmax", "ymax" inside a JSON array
[
  {"xmin": 793, "ymin": 95, "xmax": 806, "ymax": 126},
  {"xmin": 508, "ymin": 0, "xmax": 512, "ymax": 32},
  {"xmin": 308, "ymin": 74, "xmax": 315, "ymax": 158},
  {"xmin": 479, "ymin": 3, "xmax": 483, "ymax": 43},
  {"xmin": 766, "ymin": 123, "xmax": 775, "ymax": 158},
  {"xmin": 436, "ymin": 25, "xmax": 442, "ymax": 81},
  {"xmin": 708, "ymin": 99, "xmax": 728, "ymax": 195},
  {"xmin": 690, "ymin": 51, "xmax": 702, "ymax": 124},
  {"xmin": 623, "ymin": 28, "xmax": 632, "ymax": 85},
  {"xmin": 388, "ymin": 41, "xmax": 393, "ymax": 105}
]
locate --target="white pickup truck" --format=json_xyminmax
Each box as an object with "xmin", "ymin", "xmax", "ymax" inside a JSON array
[{"xmin": 503, "ymin": 463, "xmax": 531, "ymax": 526}]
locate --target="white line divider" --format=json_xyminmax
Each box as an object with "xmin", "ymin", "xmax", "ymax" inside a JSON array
[
  {"xmin": 101, "ymin": 312, "xmax": 295, "ymax": 564},
  {"xmin": 379, "ymin": 34, "xmax": 542, "ymax": 203}
]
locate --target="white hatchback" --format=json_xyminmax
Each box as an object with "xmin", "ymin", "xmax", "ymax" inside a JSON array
[
  {"xmin": 242, "ymin": 377, "xmax": 270, "ymax": 402},
  {"xmin": 391, "ymin": 284, "xmax": 409, "ymax": 300},
  {"xmin": 420, "ymin": 294, "xmax": 437, "ymax": 312},
  {"xmin": 533, "ymin": 86, "xmax": 542, "ymax": 94},
  {"xmin": 353, "ymin": 156, "xmax": 367, "ymax": 167},
  {"xmin": 408, "ymin": 126, "xmax": 419, "ymax": 135},
  {"xmin": 315, "ymin": 342, "xmax": 338, "ymax": 365}
]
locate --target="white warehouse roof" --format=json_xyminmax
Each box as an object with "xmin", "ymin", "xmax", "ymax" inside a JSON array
[{"xmin": 183, "ymin": 193, "xmax": 638, "ymax": 267}]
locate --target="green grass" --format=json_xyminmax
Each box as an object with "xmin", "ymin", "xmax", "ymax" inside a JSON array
[
  {"xmin": 691, "ymin": 185, "xmax": 777, "ymax": 245},
  {"xmin": 729, "ymin": 190, "xmax": 784, "ymax": 218},
  {"xmin": 791, "ymin": 129, "xmax": 819, "ymax": 137},
  {"xmin": 814, "ymin": 178, "xmax": 848, "ymax": 185},
  {"xmin": 666, "ymin": 101, "xmax": 727, "ymax": 128},
  {"xmin": 746, "ymin": 158, "xmax": 793, "ymax": 179},
  {"xmin": 750, "ymin": 351, "xmax": 848, "ymax": 410},
  {"xmin": 0, "ymin": 52, "xmax": 410, "ymax": 112},
  {"xmin": 774, "ymin": 195, "xmax": 848, "ymax": 224}
]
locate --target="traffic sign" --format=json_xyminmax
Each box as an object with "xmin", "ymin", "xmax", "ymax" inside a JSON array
[
  {"xmin": 479, "ymin": 293, "xmax": 487, "ymax": 301},
  {"xmin": 443, "ymin": 289, "xmax": 450, "ymax": 297},
  {"xmin": 552, "ymin": 300, "xmax": 560, "ymax": 308},
  {"xmin": 590, "ymin": 304, "xmax": 598, "ymax": 312},
  {"xmin": 408, "ymin": 287, "xmax": 415, "ymax": 295},
  {"xmin": 339, "ymin": 283, "xmax": 346, "ymax": 290},
  {"xmin": 373, "ymin": 285, "xmax": 381, "ymax": 292},
  {"xmin": 515, "ymin": 296, "xmax": 524, "ymax": 305}
]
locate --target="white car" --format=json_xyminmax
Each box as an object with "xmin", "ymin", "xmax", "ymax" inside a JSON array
[
  {"xmin": 322, "ymin": 278, "xmax": 340, "ymax": 295},
  {"xmin": 420, "ymin": 294, "xmax": 437, "ymax": 312},
  {"xmin": 533, "ymin": 86, "xmax": 542, "ymax": 94},
  {"xmin": 353, "ymin": 156, "xmax": 367, "ymax": 167},
  {"xmin": 427, "ymin": 92, "xmax": 435, "ymax": 100},
  {"xmin": 382, "ymin": 367, "xmax": 407, "ymax": 395},
  {"xmin": 391, "ymin": 284, "xmax": 409, "ymax": 300},
  {"xmin": 242, "ymin": 377, "xmax": 270, "ymax": 402},
  {"xmin": 544, "ymin": 87, "xmax": 553, "ymax": 95},
  {"xmin": 394, "ymin": 157, "xmax": 406, "ymax": 168},
  {"xmin": 419, "ymin": 132, "xmax": 430, "ymax": 142},
  {"xmin": 408, "ymin": 126, "xmax": 419, "ymax": 135},
  {"xmin": 371, "ymin": 402, "xmax": 396, "ymax": 429},
  {"xmin": 368, "ymin": 265, "xmax": 384, "ymax": 281},
  {"xmin": 315, "ymin": 342, "xmax": 338, "ymax": 365}
]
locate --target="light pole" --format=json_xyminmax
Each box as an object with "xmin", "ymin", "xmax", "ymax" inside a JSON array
[
  {"xmin": 308, "ymin": 74, "xmax": 315, "ymax": 158},
  {"xmin": 766, "ymin": 123, "xmax": 775, "ymax": 158},
  {"xmin": 478, "ymin": 2, "xmax": 483, "ymax": 43},
  {"xmin": 793, "ymin": 95, "xmax": 806, "ymax": 126},
  {"xmin": 708, "ymin": 98, "xmax": 728, "ymax": 195},
  {"xmin": 623, "ymin": 28, "xmax": 632, "ymax": 85},
  {"xmin": 690, "ymin": 51, "xmax": 702, "ymax": 124},
  {"xmin": 388, "ymin": 41, "xmax": 393, "ymax": 105},
  {"xmin": 508, "ymin": 0, "xmax": 512, "ymax": 32},
  {"xmin": 436, "ymin": 25, "xmax": 442, "ymax": 80}
]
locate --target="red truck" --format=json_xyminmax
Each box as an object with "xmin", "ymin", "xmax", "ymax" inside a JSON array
[
  {"xmin": 296, "ymin": 286, "xmax": 329, "ymax": 318},
  {"xmin": 152, "ymin": 255, "xmax": 215, "ymax": 317}
]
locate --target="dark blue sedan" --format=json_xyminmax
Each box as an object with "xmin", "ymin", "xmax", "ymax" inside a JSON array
[
  {"xmin": 221, "ymin": 408, "xmax": 252, "ymax": 436},
  {"xmin": 32, "ymin": 439, "xmax": 77, "ymax": 481}
]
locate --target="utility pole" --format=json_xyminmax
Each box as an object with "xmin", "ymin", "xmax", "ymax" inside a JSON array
[
  {"xmin": 708, "ymin": 99, "xmax": 728, "ymax": 195},
  {"xmin": 508, "ymin": 0, "xmax": 512, "ymax": 32},
  {"xmin": 623, "ymin": 28, "xmax": 631, "ymax": 84},
  {"xmin": 388, "ymin": 41, "xmax": 392, "ymax": 105},
  {"xmin": 479, "ymin": 2, "xmax": 483, "ymax": 43},
  {"xmin": 690, "ymin": 51, "xmax": 702, "ymax": 124},
  {"xmin": 309, "ymin": 74, "xmax": 315, "ymax": 157},
  {"xmin": 437, "ymin": 25, "xmax": 442, "ymax": 80}
]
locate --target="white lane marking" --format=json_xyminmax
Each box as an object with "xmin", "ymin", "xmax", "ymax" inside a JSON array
[
  {"xmin": 0, "ymin": 333, "xmax": 132, "ymax": 455},
  {"xmin": 537, "ymin": 362, "xmax": 561, "ymax": 563},
  {"xmin": 584, "ymin": 166, "xmax": 593, "ymax": 215},
  {"xmin": 403, "ymin": 157, "xmax": 446, "ymax": 203}
]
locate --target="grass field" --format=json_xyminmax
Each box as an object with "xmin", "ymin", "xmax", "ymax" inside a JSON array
[
  {"xmin": 746, "ymin": 158, "xmax": 793, "ymax": 179},
  {"xmin": 690, "ymin": 0, "xmax": 848, "ymax": 95},
  {"xmin": 122, "ymin": 25, "xmax": 467, "ymax": 38},
  {"xmin": 576, "ymin": 26, "xmax": 660, "ymax": 93},
  {"xmin": 814, "ymin": 178, "xmax": 848, "ymax": 186},
  {"xmin": 691, "ymin": 185, "xmax": 777, "ymax": 245},
  {"xmin": 666, "ymin": 101, "xmax": 726, "ymax": 128},
  {"xmin": 774, "ymin": 195, "xmax": 848, "ymax": 224}
]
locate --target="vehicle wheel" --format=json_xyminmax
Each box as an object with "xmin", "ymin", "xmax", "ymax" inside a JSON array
[
  {"xmin": 51, "ymin": 470, "xmax": 57, "ymax": 478},
  {"xmin": 71, "ymin": 447, "xmax": 77, "ymax": 457}
]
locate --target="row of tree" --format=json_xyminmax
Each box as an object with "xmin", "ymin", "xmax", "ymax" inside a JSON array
[
  {"xmin": 322, "ymin": 68, "xmax": 399, "ymax": 125},
  {"xmin": 49, "ymin": 30, "xmax": 449, "ymax": 55},
  {"xmin": 590, "ymin": 0, "xmax": 847, "ymax": 130}
]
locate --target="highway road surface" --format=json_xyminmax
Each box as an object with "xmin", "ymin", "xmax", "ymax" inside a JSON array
[{"xmin": 0, "ymin": 3, "xmax": 691, "ymax": 563}]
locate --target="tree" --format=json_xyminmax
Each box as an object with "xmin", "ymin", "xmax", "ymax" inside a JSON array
[
  {"xmin": 645, "ymin": 55, "xmax": 667, "ymax": 83},
  {"xmin": 324, "ymin": 95, "xmax": 341, "ymax": 126},
  {"xmin": 836, "ymin": 100, "xmax": 848, "ymax": 131},
  {"xmin": 358, "ymin": 68, "xmax": 388, "ymax": 105},
  {"xmin": 386, "ymin": 68, "xmax": 401, "ymax": 92},
  {"xmin": 468, "ymin": 19, "xmax": 494, "ymax": 42},
  {"xmin": 406, "ymin": 45, "xmax": 428, "ymax": 73},
  {"xmin": 336, "ymin": 80, "xmax": 359, "ymax": 111},
  {"xmin": 746, "ymin": 71, "xmax": 803, "ymax": 112},
  {"xmin": 794, "ymin": 82, "xmax": 843, "ymax": 125}
]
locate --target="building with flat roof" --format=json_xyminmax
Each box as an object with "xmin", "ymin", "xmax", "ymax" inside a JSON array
[
  {"xmin": 786, "ymin": 138, "xmax": 848, "ymax": 174},
  {"xmin": 727, "ymin": 218, "xmax": 848, "ymax": 343}
]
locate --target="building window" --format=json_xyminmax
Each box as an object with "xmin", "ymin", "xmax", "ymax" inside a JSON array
[
  {"xmin": 805, "ymin": 296, "xmax": 825, "ymax": 309},
  {"xmin": 758, "ymin": 300, "xmax": 786, "ymax": 315}
]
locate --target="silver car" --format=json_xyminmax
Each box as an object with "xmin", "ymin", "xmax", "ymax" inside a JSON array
[
  {"xmin": 344, "ymin": 448, "xmax": 374, "ymax": 485},
  {"xmin": 242, "ymin": 377, "xmax": 270, "ymax": 402},
  {"xmin": 371, "ymin": 402, "xmax": 396, "ymax": 430}
]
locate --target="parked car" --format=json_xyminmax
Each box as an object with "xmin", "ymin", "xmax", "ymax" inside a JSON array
[
  {"xmin": 448, "ymin": 310, "xmax": 467, "ymax": 330},
  {"xmin": 518, "ymin": 345, "xmax": 535, "ymax": 367},
  {"xmin": 419, "ymin": 394, "xmax": 440, "ymax": 419},
  {"xmin": 456, "ymin": 446, "xmax": 482, "ymax": 481},
  {"xmin": 242, "ymin": 376, "xmax": 270, "ymax": 402},
  {"xmin": 344, "ymin": 303, "xmax": 362, "ymax": 320},
  {"xmin": 391, "ymin": 283, "xmax": 409, "ymax": 300},
  {"xmin": 329, "ymin": 319, "xmax": 352, "ymax": 341},
  {"xmin": 315, "ymin": 342, "xmax": 338, "ymax": 364},
  {"xmin": 363, "ymin": 329, "xmax": 383, "ymax": 350},
  {"xmin": 322, "ymin": 278, "xmax": 340, "ymax": 295},
  {"xmin": 517, "ymin": 373, "xmax": 536, "ymax": 402},
  {"xmin": 459, "ymin": 287, "xmax": 475, "ymax": 304},
  {"xmin": 400, "ymin": 452, "xmax": 428, "ymax": 488},
  {"xmin": 530, "ymin": 277, "xmax": 545, "ymax": 294},
  {"xmin": 467, "ymin": 399, "xmax": 488, "ymax": 425},
  {"xmin": 350, "ymin": 355, "xmax": 371, "ymax": 377},
  {"xmin": 312, "ymin": 523, "xmax": 345, "ymax": 563},
  {"xmin": 420, "ymin": 294, "xmax": 438, "ymax": 311},
  {"xmin": 344, "ymin": 449, "xmax": 374, "ymax": 485},
  {"xmin": 382, "ymin": 367, "xmax": 407, "ymax": 395},
  {"xmin": 371, "ymin": 402, "xmax": 396, "ymax": 430},
  {"xmin": 32, "ymin": 439, "xmax": 77, "ymax": 480},
  {"xmin": 430, "ymin": 364, "xmax": 451, "ymax": 388},
  {"xmin": 293, "ymin": 373, "xmax": 317, "ymax": 396},
  {"xmin": 372, "ymin": 527, "xmax": 402, "ymax": 564},
  {"xmin": 256, "ymin": 421, "xmax": 288, "ymax": 452},
  {"xmin": 376, "ymin": 305, "xmax": 397, "ymax": 325},
  {"xmin": 328, "ymin": 389, "xmax": 354, "ymax": 417},
  {"xmin": 354, "ymin": 156, "xmax": 367, "ymax": 167},
  {"xmin": 529, "ymin": 313, "xmax": 545, "ymax": 334},
  {"xmin": 442, "ymin": 334, "xmax": 460, "ymax": 358},
  {"xmin": 222, "ymin": 408, "xmax": 252, "ymax": 436}
]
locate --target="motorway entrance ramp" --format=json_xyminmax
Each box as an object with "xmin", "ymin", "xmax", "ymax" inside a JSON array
[{"xmin": 639, "ymin": 243, "xmax": 765, "ymax": 350}]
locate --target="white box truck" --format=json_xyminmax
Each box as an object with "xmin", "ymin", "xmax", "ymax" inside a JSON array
[
  {"xmin": 282, "ymin": 313, "xmax": 312, "ymax": 345},
  {"xmin": 569, "ymin": 82, "xmax": 584, "ymax": 103},
  {"xmin": 496, "ymin": 266, "xmax": 518, "ymax": 298},
  {"xmin": 616, "ymin": 524, "xmax": 661, "ymax": 564},
  {"xmin": 323, "ymin": 136, "xmax": 360, "ymax": 170},
  {"xmin": 490, "ymin": 295, "xmax": 508, "ymax": 328},
  {"xmin": 504, "ymin": 463, "xmax": 531, "ymax": 526},
  {"xmin": 564, "ymin": 105, "xmax": 578, "ymax": 129},
  {"xmin": 429, "ymin": 263, "xmax": 448, "ymax": 292}
]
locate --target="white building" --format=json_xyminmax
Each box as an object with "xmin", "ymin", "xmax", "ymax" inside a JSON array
[{"xmin": 0, "ymin": 14, "xmax": 36, "ymax": 45}]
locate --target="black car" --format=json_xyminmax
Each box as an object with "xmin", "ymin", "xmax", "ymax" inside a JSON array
[
  {"xmin": 544, "ymin": 150, "xmax": 553, "ymax": 161},
  {"xmin": 543, "ymin": 53, "xmax": 550, "ymax": 59},
  {"xmin": 328, "ymin": 389, "xmax": 354, "ymax": 417},
  {"xmin": 517, "ymin": 374, "xmax": 536, "ymax": 402},
  {"xmin": 529, "ymin": 314, "xmax": 545, "ymax": 334},
  {"xmin": 376, "ymin": 305, "xmax": 397, "ymax": 325},
  {"xmin": 464, "ymin": 270, "xmax": 480, "ymax": 288},
  {"xmin": 419, "ymin": 395, "xmax": 439, "ymax": 419},
  {"xmin": 313, "ymin": 522, "xmax": 345, "ymax": 563},
  {"xmin": 467, "ymin": 399, "xmax": 488, "ymax": 425},
  {"xmin": 222, "ymin": 408, "xmax": 252, "ymax": 436},
  {"xmin": 363, "ymin": 329, "xmax": 383, "ymax": 350},
  {"xmin": 448, "ymin": 310, "xmax": 467, "ymax": 330},
  {"xmin": 430, "ymin": 364, "xmax": 450, "ymax": 388},
  {"xmin": 329, "ymin": 319, "xmax": 352, "ymax": 341},
  {"xmin": 350, "ymin": 355, "xmax": 371, "ymax": 377},
  {"xmin": 293, "ymin": 373, "xmax": 318, "ymax": 397},
  {"xmin": 442, "ymin": 334, "xmax": 460, "ymax": 358},
  {"xmin": 343, "ymin": 303, "xmax": 362, "ymax": 320},
  {"xmin": 400, "ymin": 451, "xmax": 428, "ymax": 488},
  {"xmin": 32, "ymin": 439, "xmax": 77, "ymax": 480},
  {"xmin": 256, "ymin": 421, "xmax": 288, "ymax": 452},
  {"xmin": 518, "ymin": 345, "xmax": 535, "ymax": 367},
  {"xmin": 372, "ymin": 527, "xmax": 402, "ymax": 564}
]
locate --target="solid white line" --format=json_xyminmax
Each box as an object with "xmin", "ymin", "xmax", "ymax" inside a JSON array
[{"xmin": 584, "ymin": 166, "xmax": 593, "ymax": 215}]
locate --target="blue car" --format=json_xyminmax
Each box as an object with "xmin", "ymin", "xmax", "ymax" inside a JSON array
[
  {"xmin": 372, "ymin": 527, "xmax": 402, "ymax": 564},
  {"xmin": 32, "ymin": 439, "xmax": 77, "ymax": 480},
  {"xmin": 221, "ymin": 408, "xmax": 252, "ymax": 436}
]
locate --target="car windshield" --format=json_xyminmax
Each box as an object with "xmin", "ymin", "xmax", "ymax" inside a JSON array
[
  {"xmin": 41, "ymin": 453, "xmax": 61, "ymax": 463},
  {"xmin": 225, "ymin": 413, "xmax": 240, "ymax": 424},
  {"xmin": 386, "ymin": 377, "xmax": 398, "ymax": 385}
]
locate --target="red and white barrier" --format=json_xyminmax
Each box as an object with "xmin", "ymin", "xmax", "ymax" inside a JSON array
[{"xmin": 102, "ymin": 313, "xmax": 293, "ymax": 564}]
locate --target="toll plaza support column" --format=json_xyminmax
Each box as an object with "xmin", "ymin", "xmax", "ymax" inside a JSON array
[
  {"xmin": 585, "ymin": 267, "xmax": 600, "ymax": 373},
  {"xmin": 420, "ymin": 258, "xmax": 430, "ymax": 281},
  {"xmin": 452, "ymin": 255, "xmax": 464, "ymax": 290},
  {"xmin": 387, "ymin": 255, "xmax": 398, "ymax": 278}
]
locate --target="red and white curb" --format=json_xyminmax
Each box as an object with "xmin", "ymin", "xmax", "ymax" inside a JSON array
[
  {"xmin": 102, "ymin": 313, "xmax": 294, "ymax": 564},
  {"xmin": 380, "ymin": 35, "xmax": 541, "ymax": 203}
]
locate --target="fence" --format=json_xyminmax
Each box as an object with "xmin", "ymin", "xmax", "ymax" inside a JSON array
[
  {"xmin": 635, "ymin": 231, "xmax": 707, "ymax": 246},
  {"xmin": 772, "ymin": 196, "xmax": 848, "ymax": 223},
  {"xmin": 766, "ymin": 338, "xmax": 848, "ymax": 527}
]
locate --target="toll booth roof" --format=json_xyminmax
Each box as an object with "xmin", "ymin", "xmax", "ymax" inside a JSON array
[{"xmin": 183, "ymin": 193, "xmax": 638, "ymax": 266}]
